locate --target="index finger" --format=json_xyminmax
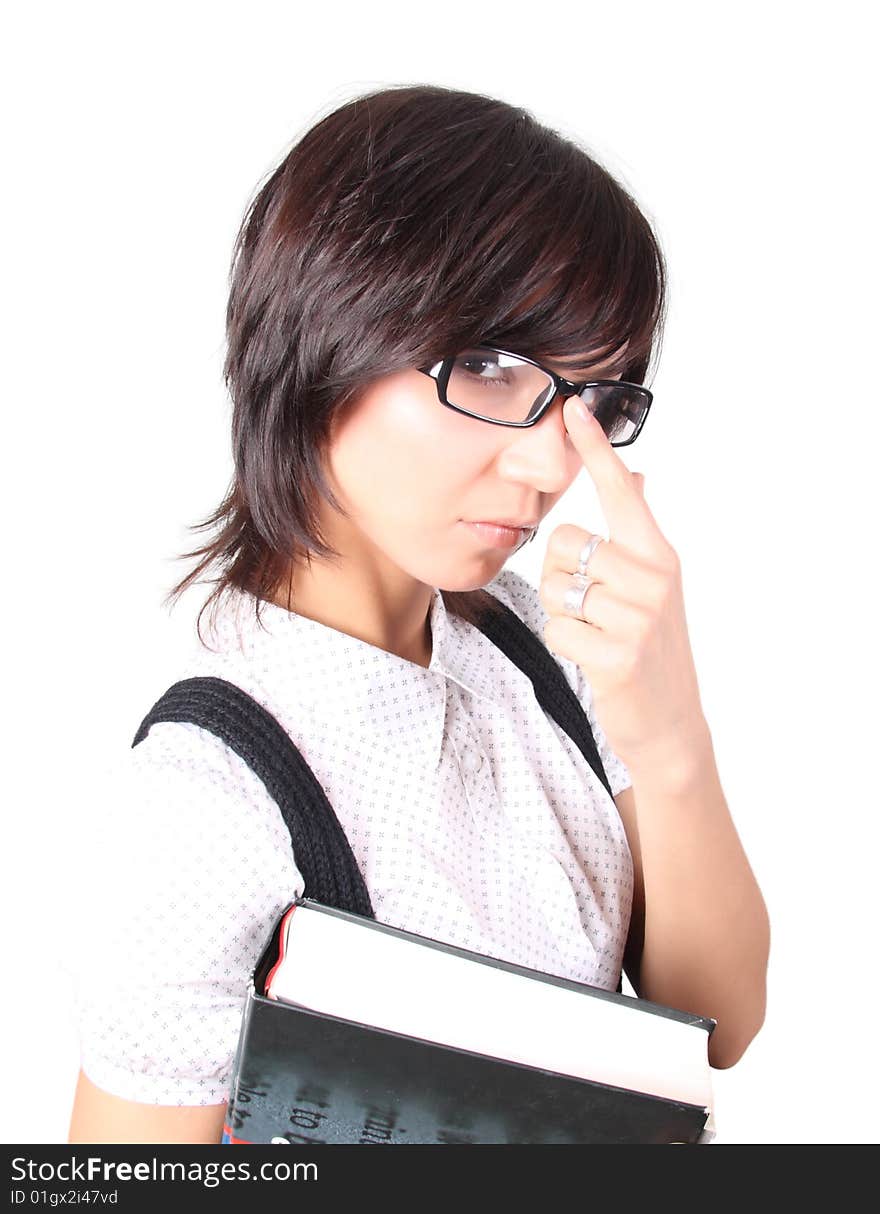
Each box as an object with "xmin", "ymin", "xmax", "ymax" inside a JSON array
[{"xmin": 562, "ymin": 396, "xmax": 661, "ymax": 553}]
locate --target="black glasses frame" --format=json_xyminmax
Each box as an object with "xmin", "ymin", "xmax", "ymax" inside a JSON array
[{"xmin": 417, "ymin": 345, "xmax": 653, "ymax": 447}]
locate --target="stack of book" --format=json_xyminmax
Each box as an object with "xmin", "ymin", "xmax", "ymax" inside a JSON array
[{"xmin": 222, "ymin": 898, "xmax": 716, "ymax": 1145}]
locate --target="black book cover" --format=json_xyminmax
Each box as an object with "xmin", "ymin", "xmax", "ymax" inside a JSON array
[{"xmin": 222, "ymin": 901, "xmax": 714, "ymax": 1145}]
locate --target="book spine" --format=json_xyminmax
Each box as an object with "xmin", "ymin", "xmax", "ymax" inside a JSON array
[
  {"xmin": 221, "ymin": 985, "xmax": 258, "ymax": 1145},
  {"xmin": 696, "ymin": 1107, "xmax": 717, "ymax": 1144}
]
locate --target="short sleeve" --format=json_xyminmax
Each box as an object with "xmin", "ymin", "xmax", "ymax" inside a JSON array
[
  {"xmin": 65, "ymin": 722, "xmax": 305, "ymax": 1106},
  {"xmin": 488, "ymin": 567, "xmax": 632, "ymax": 798}
]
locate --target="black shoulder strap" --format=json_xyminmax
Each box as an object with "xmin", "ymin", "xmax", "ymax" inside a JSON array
[
  {"xmin": 132, "ymin": 675, "xmax": 374, "ymax": 919},
  {"xmin": 131, "ymin": 593, "xmax": 622, "ymax": 991}
]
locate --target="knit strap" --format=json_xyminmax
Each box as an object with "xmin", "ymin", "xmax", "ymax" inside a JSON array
[
  {"xmin": 131, "ymin": 592, "xmax": 622, "ymax": 993},
  {"xmin": 132, "ymin": 675, "xmax": 374, "ymax": 918}
]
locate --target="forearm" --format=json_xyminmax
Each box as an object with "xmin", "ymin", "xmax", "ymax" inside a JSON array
[
  {"xmin": 626, "ymin": 725, "xmax": 770, "ymax": 1070},
  {"xmin": 69, "ymin": 1070, "xmax": 227, "ymax": 1144}
]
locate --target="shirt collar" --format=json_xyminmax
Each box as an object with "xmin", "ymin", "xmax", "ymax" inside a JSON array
[{"xmin": 201, "ymin": 579, "xmax": 530, "ymax": 771}]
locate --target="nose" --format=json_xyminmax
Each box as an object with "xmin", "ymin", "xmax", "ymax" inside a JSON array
[{"xmin": 495, "ymin": 393, "xmax": 579, "ymax": 494}]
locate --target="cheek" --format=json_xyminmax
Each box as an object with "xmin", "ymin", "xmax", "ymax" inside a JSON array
[{"xmin": 328, "ymin": 382, "xmax": 478, "ymax": 517}]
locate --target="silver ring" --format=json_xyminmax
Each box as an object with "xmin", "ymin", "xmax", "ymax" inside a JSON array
[
  {"xmin": 577, "ymin": 535, "xmax": 605, "ymax": 576},
  {"xmin": 563, "ymin": 571, "xmax": 595, "ymax": 619}
]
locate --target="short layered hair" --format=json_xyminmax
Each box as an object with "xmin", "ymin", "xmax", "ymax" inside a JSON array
[{"xmin": 165, "ymin": 83, "xmax": 667, "ymax": 642}]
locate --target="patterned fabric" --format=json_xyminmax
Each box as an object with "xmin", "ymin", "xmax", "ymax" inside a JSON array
[{"xmin": 68, "ymin": 567, "xmax": 633, "ymax": 1106}]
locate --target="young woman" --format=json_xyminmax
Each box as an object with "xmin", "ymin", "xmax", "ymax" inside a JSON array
[{"xmin": 68, "ymin": 83, "xmax": 770, "ymax": 1144}]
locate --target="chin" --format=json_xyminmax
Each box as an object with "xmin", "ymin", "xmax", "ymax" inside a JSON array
[{"xmin": 435, "ymin": 557, "xmax": 511, "ymax": 593}]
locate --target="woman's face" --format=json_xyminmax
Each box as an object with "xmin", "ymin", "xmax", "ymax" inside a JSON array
[{"xmin": 321, "ymin": 357, "xmax": 622, "ymax": 592}]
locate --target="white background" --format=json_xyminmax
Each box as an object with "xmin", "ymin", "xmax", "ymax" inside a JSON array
[{"xmin": 3, "ymin": 1, "xmax": 877, "ymax": 1145}]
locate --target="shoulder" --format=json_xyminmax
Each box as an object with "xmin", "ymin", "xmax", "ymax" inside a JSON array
[
  {"xmin": 114, "ymin": 584, "xmax": 320, "ymax": 863},
  {"xmin": 123, "ymin": 593, "xmax": 295, "ymax": 830},
  {"xmin": 74, "ymin": 704, "xmax": 303, "ymax": 924},
  {"xmin": 125, "ymin": 714, "xmax": 283, "ymax": 835}
]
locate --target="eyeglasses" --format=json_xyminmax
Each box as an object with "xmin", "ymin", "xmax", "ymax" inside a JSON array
[{"xmin": 417, "ymin": 346, "xmax": 653, "ymax": 447}]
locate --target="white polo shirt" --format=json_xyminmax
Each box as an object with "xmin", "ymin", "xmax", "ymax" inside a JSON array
[{"xmin": 68, "ymin": 567, "xmax": 633, "ymax": 1106}]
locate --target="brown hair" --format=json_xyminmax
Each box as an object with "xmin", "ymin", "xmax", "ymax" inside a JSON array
[{"xmin": 164, "ymin": 83, "xmax": 667, "ymax": 644}]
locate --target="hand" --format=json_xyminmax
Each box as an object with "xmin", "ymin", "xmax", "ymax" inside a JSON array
[{"xmin": 538, "ymin": 396, "xmax": 708, "ymax": 774}]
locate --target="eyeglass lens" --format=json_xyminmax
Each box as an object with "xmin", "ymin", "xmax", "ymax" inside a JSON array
[{"xmin": 446, "ymin": 349, "xmax": 648, "ymax": 444}]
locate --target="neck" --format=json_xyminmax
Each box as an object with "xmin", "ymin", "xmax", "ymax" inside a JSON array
[{"xmin": 268, "ymin": 552, "xmax": 435, "ymax": 669}]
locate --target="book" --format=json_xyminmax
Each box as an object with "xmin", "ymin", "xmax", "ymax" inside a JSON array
[{"xmin": 222, "ymin": 897, "xmax": 717, "ymax": 1145}]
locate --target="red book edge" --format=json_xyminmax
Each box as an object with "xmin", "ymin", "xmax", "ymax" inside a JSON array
[{"xmin": 261, "ymin": 902, "xmax": 297, "ymax": 997}]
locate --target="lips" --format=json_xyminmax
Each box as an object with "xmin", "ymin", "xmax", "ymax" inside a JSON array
[
  {"xmin": 470, "ymin": 519, "xmax": 538, "ymax": 528},
  {"xmin": 464, "ymin": 520, "xmax": 536, "ymax": 550}
]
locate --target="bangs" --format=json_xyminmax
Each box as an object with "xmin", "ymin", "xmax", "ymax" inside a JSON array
[{"xmin": 417, "ymin": 134, "xmax": 667, "ymax": 388}]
